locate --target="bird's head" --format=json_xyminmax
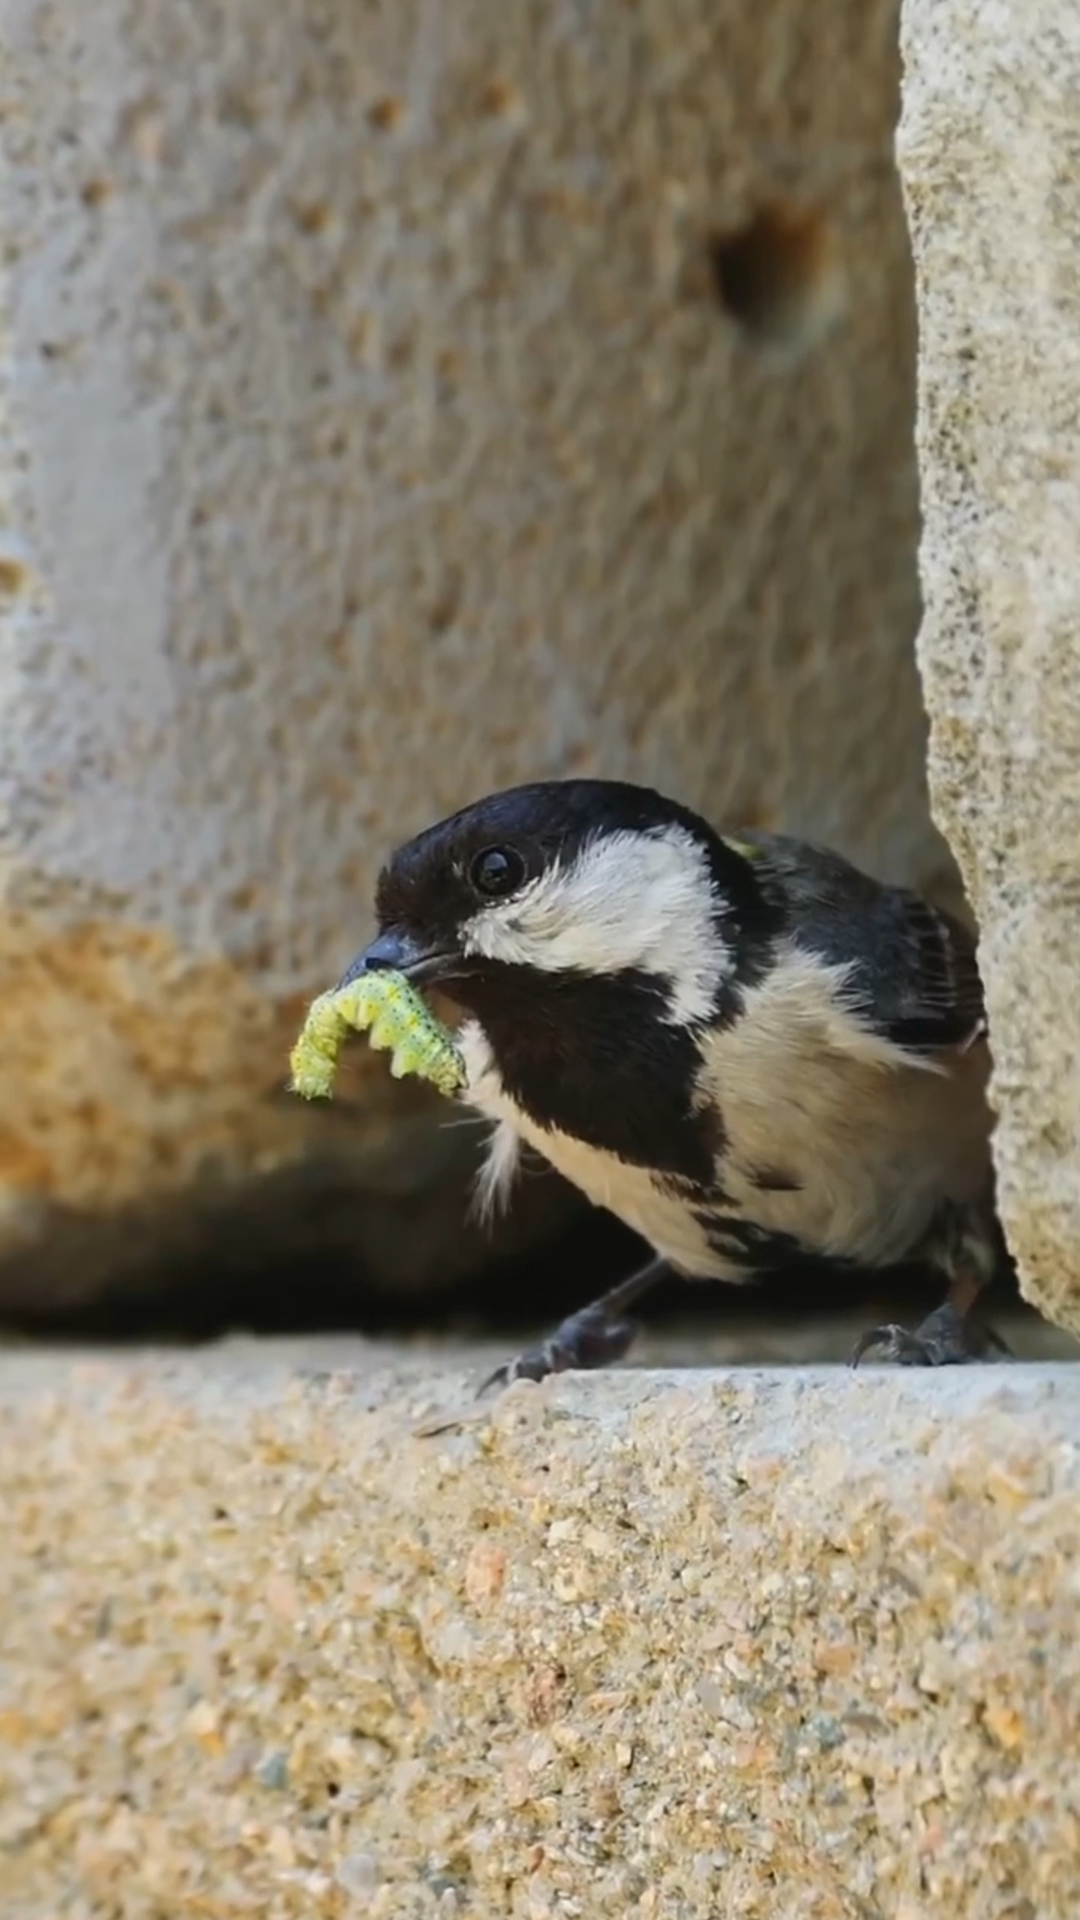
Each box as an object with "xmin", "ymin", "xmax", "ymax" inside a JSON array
[
  {"xmin": 341, "ymin": 780, "xmax": 781, "ymax": 1181},
  {"xmin": 345, "ymin": 779, "xmax": 769, "ymax": 1027},
  {"xmin": 349, "ymin": 783, "xmax": 768, "ymax": 1021}
]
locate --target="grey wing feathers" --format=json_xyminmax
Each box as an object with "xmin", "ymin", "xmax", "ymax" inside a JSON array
[
  {"xmin": 732, "ymin": 831, "xmax": 986, "ymax": 1054},
  {"xmin": 864, "ymin": 889, "xmax": 986, "ymax": 1052}
]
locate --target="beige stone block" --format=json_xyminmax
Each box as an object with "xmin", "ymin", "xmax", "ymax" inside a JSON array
[
  {"xmin": 2, "ymin": 1352, "xmax": 1078, "ymax": 1915},
  {"xmin": 898, "ymin": 0, "xmax": 1080, "ymax": 1334},
  {"xmin": 0, "ymin": 0, "xmax": 927, "ymax": 1303}
]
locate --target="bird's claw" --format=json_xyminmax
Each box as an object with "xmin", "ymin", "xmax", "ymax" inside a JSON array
[
  {"xmin": 476, "ymin": 1307, "xmax": 639, "ymax": 1400},
  {"xmin": 850, "ymin": 1302, "xmax": 1010, "ymax": 1369}
]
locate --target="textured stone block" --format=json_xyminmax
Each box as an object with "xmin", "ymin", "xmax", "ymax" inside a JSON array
[
  {"xmin": 2, "ymin": 1352, "xmax": 1078, "ymax": 1916},
  {"xmin": 899, "ymin": 0, "xmax": 1080, "ymax": 1334},
  {"xmin": 0, "ymin": 0, "xmax": 927, "ymax": 1306}
]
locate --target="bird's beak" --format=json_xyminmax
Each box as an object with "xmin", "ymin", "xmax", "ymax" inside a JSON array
[{"xmin": 336, "ymin": 927, "xmax": 461, "ymax": 990}]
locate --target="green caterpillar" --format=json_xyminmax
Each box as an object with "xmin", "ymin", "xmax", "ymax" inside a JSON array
[{"xmin": 289, "ymin": 970, "xmax": 466, "ymax": 1102}]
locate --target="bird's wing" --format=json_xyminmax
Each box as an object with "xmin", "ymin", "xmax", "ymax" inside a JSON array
[{"xmin": 726, "ymin": 832, "xmax": 986, "ymax": 1055}]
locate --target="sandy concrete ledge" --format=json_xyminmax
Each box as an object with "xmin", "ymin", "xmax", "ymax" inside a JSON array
[{"xmin": 2, "ymin": 1350, "xmax": 1079, "ymax": 1918}]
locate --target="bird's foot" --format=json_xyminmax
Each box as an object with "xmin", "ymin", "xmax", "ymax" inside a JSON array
[
  {"xmin": 475, "ymin": 1258, "xmax": 670, "ymax": 1399},
  {"xmin": 476, "ymin": 1304, "xmax": 639, "ymax": 1399},
  {"xmin": 850, "ymin": 1300, "xmax": 1011, "ymax": 1369}
]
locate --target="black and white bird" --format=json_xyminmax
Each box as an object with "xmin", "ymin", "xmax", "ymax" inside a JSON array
[{"xmin": 344, "ymin": 779, "xmax": 1006, "ymax": 1385}]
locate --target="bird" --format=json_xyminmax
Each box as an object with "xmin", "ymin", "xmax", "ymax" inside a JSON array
[{"xmin": 340, "ymin": 778, "xmax": 1007, "ymax": 1388}]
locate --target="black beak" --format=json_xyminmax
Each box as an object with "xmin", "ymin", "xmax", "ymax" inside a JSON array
[{"xmin": 336, "ymin": 928, "xmax": 461, "ymax": 990}]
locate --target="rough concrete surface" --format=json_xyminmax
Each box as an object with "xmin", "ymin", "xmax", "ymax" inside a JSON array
[
  {"xmin": 898, "ymin": 1, "xmax": 1080, "ymax": 1334},
  {"xmin": 0, "ymin": 0, "xmax": 931, "ymax": 1300},
  {"xmin": 2, "ymin": 1346, "xmax": 1079, "ymax": 1918}
]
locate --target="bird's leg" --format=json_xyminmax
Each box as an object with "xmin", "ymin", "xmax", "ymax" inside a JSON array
[
  {"xmin": 850, "ymin": 1202, "xmax": 1010, "ymax": 1369},
  {"xmin": 476, "ymin": 1257, "xmax": 671, "ymax": 1398}
]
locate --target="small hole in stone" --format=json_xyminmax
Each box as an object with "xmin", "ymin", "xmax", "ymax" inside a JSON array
[
  {"xmin": 709, "ymin": 203, "xmax": 843, "ymax": 349},
  {"xmin": 368, "ymin": 96, "xmax": 405, "ymax": 133}
]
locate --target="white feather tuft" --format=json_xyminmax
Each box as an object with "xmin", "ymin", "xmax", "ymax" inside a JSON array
[
  {"xmin": 471, "ymin": 1118, "xmax": 523, "ymax": 1224},
  {"xmin": 456, "ymin": 1019, "xmax": 525, "ymax": 1225}
]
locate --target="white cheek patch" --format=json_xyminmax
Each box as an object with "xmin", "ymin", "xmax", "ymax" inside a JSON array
[{"xmin": 459, "ymin": 825, "xmax": 731, "ymax": 1024}]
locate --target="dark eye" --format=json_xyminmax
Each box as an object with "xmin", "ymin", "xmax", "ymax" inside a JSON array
[{"xmin": 469, "ymin": 845, "xmax": 526, "ymax": 899}]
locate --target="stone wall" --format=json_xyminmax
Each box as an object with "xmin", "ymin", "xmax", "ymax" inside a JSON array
[
  {"xmin": 0, "ymin": 0, "xmax": 928, "ymax": 1311},
  {"xmin": 899, "ymin": 0, "xmax": 1080, "ymax": 1335}
]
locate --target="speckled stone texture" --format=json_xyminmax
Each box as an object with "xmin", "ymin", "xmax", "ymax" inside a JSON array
[
  {"xmin": 2, "ymin": 1350, "xmax": 1078, "ymax": 1917},
  {"xmin": 0, "ymin": 0, "xmax": 930, "ymax": 1303},
  {"xmin": 898, "ymin": 0, "xmax": 1080, "ymax": 1335}
]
